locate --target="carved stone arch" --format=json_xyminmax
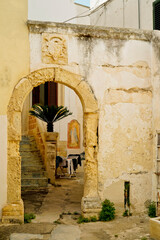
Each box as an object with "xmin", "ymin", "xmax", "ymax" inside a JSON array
[{"xmin": 2, "ymin": 67, "xmax": 100, "ymax": 223}]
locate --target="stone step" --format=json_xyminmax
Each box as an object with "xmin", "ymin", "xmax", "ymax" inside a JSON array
[
  {"xmin": 21, "ymin": 135, "xmax": 48, "ymax": 191},
  {"xmin": 20, "ymin": 139, "xmax": 35, "ymax": 145},
  {"xmin": 21, "ymin": 160, "xmax": 43, "ymax": 165},
  {"xmin": 21, "ymin": 155, "xmax": 42, "ymax": 160},
  {"xmin": 22, "ymin": 165, "xmax": 45, "ymax": 171},
  {"xmin": 21, "ymin": 135, "xmax": 35, "ymax": 141},
  {"xmin": 21, "ymin": 185, "xmax": 48, "ymax": 191},
  {"xmin": 20, "ymin": 139, "xmax": 36, "ymax": 144},
  {"xmin": 20, "ymin": 151, "xmax": 41, "ymax": 157},
  {"xmin": 21, "ymin": 177, "xmax": 48, "ymax": 187},
  {"xmin": 19, "ymin": 145, "xmax": 38, "ymax": 151},
  {"xmin": 22, "ymin": 171, "xmax": 47, "ymax": 178}
]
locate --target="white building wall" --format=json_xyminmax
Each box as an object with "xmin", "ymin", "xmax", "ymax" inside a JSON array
[
  {"xmin": 90, "ymin": 0, "xmax": 155, "ymax": 30},
  {"xmin": 28, "ymin": 0, "xmax": 90, "ymax": 25},
  {"xmin": 90, "ymin": 0, "xmax": 108, "ymax": 9}
]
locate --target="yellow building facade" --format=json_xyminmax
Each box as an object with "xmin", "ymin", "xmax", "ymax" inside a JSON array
[{"xmin": 0, "ymin": 0, "xmax": 29, "ymax": 218}]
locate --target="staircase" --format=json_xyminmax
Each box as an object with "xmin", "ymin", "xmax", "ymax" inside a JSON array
[{"xmin": 20, "ymin": 136, "xmax": 48, "ymax": 191}]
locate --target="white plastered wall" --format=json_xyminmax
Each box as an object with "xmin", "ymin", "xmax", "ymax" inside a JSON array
[{"xmin": 90, "ymin": 0, "xmax": 155, "ymax": 30}]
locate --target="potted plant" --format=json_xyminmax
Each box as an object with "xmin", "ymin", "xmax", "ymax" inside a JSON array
[{"xmin": 29, "ymin": 104, "xmax": 72, "ymax": 132}]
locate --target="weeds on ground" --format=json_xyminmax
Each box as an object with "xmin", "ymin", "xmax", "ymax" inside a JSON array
[
  {"xmin": 54, "ymin": 220, "xmax": 61, "ymax": 224},
  {"xmin": 123, "ymin": 210, "xmax": 129, "ymax": 217},
  {"xmin": 90, "ymin": 216, "xmax": 97, "ymax": 222},
  {"xmin": 122, "ymin": 209, "xmax": 132, "ymax": 217},
  {"xmin": 141, "ymin": 237, "xmax": 147, "ymax": 240},
  {"xmin": 77, "ymin": 216, "xmax": 90, "ymax": 223},
  {"xmin": 77, "ymin": 215, "xmax": 98, "ymax": 224},
  {"xmin": 73, "ymin": 211, "xmax": 80, "ymax": 215},
  {"xmin": 24, "ymin": 213, "xmax": 36, "ymax": 223}
]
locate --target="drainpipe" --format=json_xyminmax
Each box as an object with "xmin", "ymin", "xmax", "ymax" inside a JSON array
[
  {"xmin": 138, "ymin": 0, "xmax": 140, "ymax": 29},
  {"xmin": 123, "ymin": 0, "xmax": 125, "ymax": 28}
]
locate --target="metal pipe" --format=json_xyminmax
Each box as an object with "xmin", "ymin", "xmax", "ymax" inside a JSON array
[
  {"xmin": 138, "ymin": 0, "xmax": 140, "ymax": 29},
  {"xmin": 123, "ymin": 0, "xmax": 125, "ymax": 28}
]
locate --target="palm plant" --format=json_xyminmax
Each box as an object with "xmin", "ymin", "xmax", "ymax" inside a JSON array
[{"xmin": 29, "ymin": 104, "xmax": 72, "ymax": 132}]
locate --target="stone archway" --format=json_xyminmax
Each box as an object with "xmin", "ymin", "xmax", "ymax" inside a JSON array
[{"xmin": 2, "ymin": 67, "xmax": 100, "ymax": 223}]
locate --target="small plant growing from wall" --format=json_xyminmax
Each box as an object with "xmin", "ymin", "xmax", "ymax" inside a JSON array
[
  {"xmin": 99, "ymin": 199, "xmax": 115, "ymax": 221},
  {"xmin": 29, "ymin": 104, "xmax": 72, "ymax": 132},
  {"xmin": 147, "ymin": 201, "xmax": 157, "ymax": 218}
]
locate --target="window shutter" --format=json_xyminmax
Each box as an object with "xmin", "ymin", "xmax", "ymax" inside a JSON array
[{"xmin": 153, "ymin": 0, "xmax": 160, "ymax": 30}]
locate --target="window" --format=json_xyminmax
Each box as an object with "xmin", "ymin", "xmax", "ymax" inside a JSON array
[
  {"xmin": 32, "ymin": 82, "xmax": 58, "ymax": 106},
  {"xmin": 153, "ymin": 0, "xmax": 160, "ymax": 30}
]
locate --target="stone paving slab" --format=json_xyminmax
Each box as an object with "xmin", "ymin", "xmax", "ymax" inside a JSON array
[
  {"xmin": 10, "ymin": 233, "xmax": 43, "ymax": 240},
  {"xmin": 49, "ymin": 225, "xmax": 81, "ymax": 240}
]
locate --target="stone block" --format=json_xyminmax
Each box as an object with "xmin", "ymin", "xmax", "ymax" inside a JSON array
[
  {"xmin": 8, "ymin": 140, "xmax": 20, "ymax": 157},
  {"xmin": 8, "ymin": 111, "xmax": 21, "ymax": 141},
  {"xmin": 81, "ymin": 197, "xmax": 101, "ymax": 218},
  {"xmin": 28, "ymin": 68, "xmax": 55, "ymax": 88},
  {"xmin": 44, "ymin": 132, "xmax": 59, "ymax": 142},
  {"xmin": 10, "ymin": 233, "xmax": 43, "ymax": 240},
  {"xmin": 76, "ymin": 80, "xmax": 98, "ymax": 113},
  {"xmin": 150, "ymin": 217, "xmax": 160, "ymax": 240},
  {"xmin": 7, "ymin": 156, "xmax": 21, "ymax": 203},
  {"xmin": 8, "ymin": 78, "xmax": 33, "ymax": 112},
  {"xmin": 84, "ymin": 113, "xmax": 98, "ymax": 147},
  {"xmin": 55, "ymin": 67, "xmax": 81, "ymax": 89},
  {"xmin": 2, "ymin": 200, "xmax": 24, "ymax": 224},
  {"xmin": 49, "ymin": 225, "xmax": 81, "ymax": 240}
]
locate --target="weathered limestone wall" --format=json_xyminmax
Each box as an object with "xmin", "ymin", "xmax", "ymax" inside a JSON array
[
  {"xmin": 27, "ymin": 22, "xmax": 153, "ymax": 214},
  {"xmin": 0, "ymin": 0, "xmax": 29, "ymax": 220},
  {"xmin": 151, "ymin": 31, "xmax": 160, "ymax": 202}
]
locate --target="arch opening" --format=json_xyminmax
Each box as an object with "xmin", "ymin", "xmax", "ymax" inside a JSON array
[{"xmin": 2, "ymin": 67, "xmax": 100, "ymax": 223}]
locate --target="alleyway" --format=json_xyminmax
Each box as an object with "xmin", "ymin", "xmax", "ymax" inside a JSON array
[
  {"xmin": 22, "ymin": 167, "xmax": 84, "ymax": 223},
  {"xmin": 0, "ymin": 166, "xmax": 153, "ymax": 240}
]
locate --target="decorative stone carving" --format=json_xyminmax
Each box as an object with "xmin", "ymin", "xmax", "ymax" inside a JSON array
[
  {"xmin": 42, "ymin": 34, "xmax": 68, "ymax": 64},
  {"xmin": 28, "ymin": 68, "xmax": 55, "ymax": 87}
]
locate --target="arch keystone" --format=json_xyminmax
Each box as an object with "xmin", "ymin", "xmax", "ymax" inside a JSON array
[{"xmin": 28, "ymin": 68, "xmax": 55, "ymax": 87}]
